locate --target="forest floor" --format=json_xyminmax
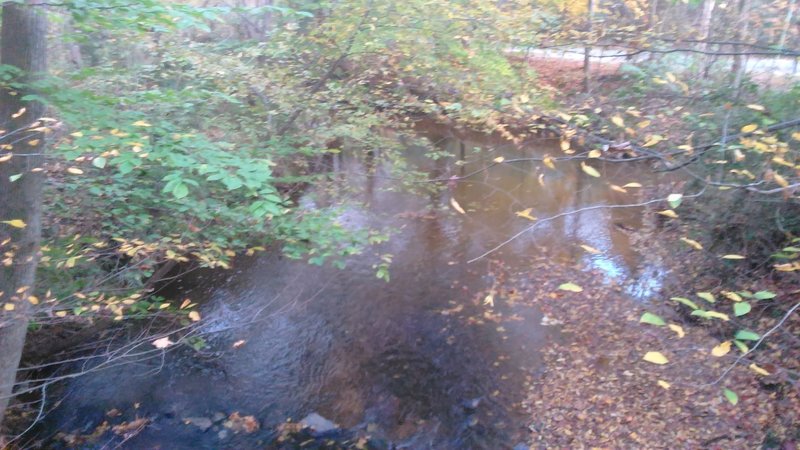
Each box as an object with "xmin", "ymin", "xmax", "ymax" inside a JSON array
[{"xmin": 513, "ymin": 57, "xmax": 800, "ymax": 448}]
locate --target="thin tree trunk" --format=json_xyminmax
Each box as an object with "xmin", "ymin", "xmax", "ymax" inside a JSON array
[
  {"xmin": 699, "ymin": 0, "xmax": 716, "ymax": 77},
  {"xmin": 0, "ymin": 0, "xmax": 47, "ymax": 428},
  {"xmin": 583, "ymin": 0, "xmax": 595, "ymax": 93},
  {"xmin": 731, "ymin": 0, "xmax": 751, "ymax": 95}
]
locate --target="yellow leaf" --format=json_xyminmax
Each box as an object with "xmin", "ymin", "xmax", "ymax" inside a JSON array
[
  {"xmin": 515, "ymin": 208, "xmax": 537, "ymax": 221},
  {"xmin": 70, "ymin": 131, "xmax": 84, "ymax": 138},
  {"xmin": 3, "ymin": 303, "xmax": 14, "ymax": 311},
  {"xmin": 749, "ymin": 363, "xmax": 770, "ymax": 376},
  {"xmin": 711, "ymin": 341, "xmax": 731, "ymax": 357},
  {"xmin": 611, "ymin": 115, "xmax": 625, "ymax": 128},
  {"xmin": 483, "ymin": 294, "xmax": 494, "ymax": 307},
  {"xmin": 558, "ymin": 282, "xmax": 583, "ymax": 293},
  {"xmin": 560, "ymin": 139, "xmax": 570, "ymax": 151},
  {"xmin": 587, "ymin": 149, "xmax": 602, "ymax": 158},
  {"xmin": 450, "ymin": 197, "xmax": 466, "ymax": 214},
  {"xmin": 581, "ymin": 162, "xmax": 601, "ymax": 177},
  {"xmin": 0, "ymin": 153, "xmax": 11, "ymax": 163},
  {"xmin": 792, "ymin": 132, "xmax": 800, "ymax": 141},
  {"xmin": 637, "ymin": 120, "xmax": 651, "ymax": 129},
  {"xmin": 26, "ymin": 139, "xmax": 39, "ymax": 146},
  {"xmin": 180, "ymin": 299, "xmax": 191, "ymax": 309},
  {"xmin": 1, "ymin": 219, "xmax": 26, "ymax": 229},
  {"xmin": 623, "ymin": 182, "xmax": 642, "ymax": 188},
  {"xmin": 680, "ymin": 237, "xmax": 703, "ymax": 250},
  {"xmin": 493, "ymin": 156, "xmax": 505, "ymax": 163},
  {"xmin": 746, "ymin": 104, "xmax": 765, "ymax": 111},
  {"xmin": 610, "ymin": 184, "xmax": 628, "ymax": 193},
  {"xmin": 132, "ymin": 120, "xmax": 152, "ymax": 127},
  {"xmin": 643, "ymin": 351, "xmax": 668, "ymax": 365},
  {"xmin": 11, "ymin": 107, "xmax": 26, "ymax": 119},
  {"xmin": 67, "ymin": 167, "xmax": 84, "ymax": 175},
  {"xmin": 657, "ymin": 380, "xmax": 671, "ymax": 389},
  {"xmin": 668, "ymin": 324, "xmax": 685, "ymax": 338},
  {"xmin": 580, "ymin": 244, "xmax": 601, "ymax": 254},
  {"xmin": 657, "ymin": 209, "xmax": 679, "ymax": 219},
  {"xmin": 706, "ymin": 311, "xmax": 730, "ymax": 321},
  {"xmin": 643, "ymin": 135, "xmax": 665, "ymax": 147},
  {"xmin": 722, "ymin": 254, "xmax": 746, "ymax": 260},
  {"xmin": 774, "ymin": 173, "xmax": 789, "ymax": 188},
  {"xmin": 741, "ymin": 124, "xmax": 758, "ymax": 133},
  {"xmin": 542, "ymin": 155, "xmax": 555, "ymax": 170},
  {"xmin": 188, "ymin": 311, "xmax": 201, "ymax": 322},
  {"xmin": 722, "ymin": 291, "xmax": 742, "ymax": 302},
  {"xmin": 27, "ymin": 295, "xmax": 39, "ymax": 305}
]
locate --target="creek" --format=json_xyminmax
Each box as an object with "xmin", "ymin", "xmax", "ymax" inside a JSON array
[{"xmin": 40, "ymin": 123, "xmax": 663, "ymax": 449}]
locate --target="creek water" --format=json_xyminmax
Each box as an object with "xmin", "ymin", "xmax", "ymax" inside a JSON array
[{"xmin": 40, "ymin": 124, "xmax": 660, "ymax": 449}]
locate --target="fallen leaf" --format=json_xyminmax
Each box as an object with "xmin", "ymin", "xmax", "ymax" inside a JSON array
[
  {"xmin": 152, "ymin": 336, "xmax": 174, "ymax": 349},
  {"xmin": 657, "ymin": 209, "xmax": 678, "ymax": 219},
  {"xmin": 515, "ymin": 208, "xmax": 537, "ymax": 221},
  {"xmin": 668, "ymin": 324, "xmax": 685, "ymax": 338},
  {"xmin": 680, "ymin": 237, "xmax": 703, "ymax": 250},
  {"xmin": 558, "ymin": 282, "xmax": 583, "ymax": 293},
  {"xmin": 580, "ymin": 244, "xmax": 601, "ymax": 254},
  {"xmin": 1, "ymin": 219, "xmax": 26, "ymax": 229},
  {"xmin": 711, "ymin": 341, "xmax": 731, "ymax": 357},
  {"xmin": 643, "ymin": 351, "xmax": 668, "ymax": 365},
  {"xmin": 657, "ymin": 380, "xmax": 671, "ymax": 389},
  {"xmin": 188, "ymin": 311, "xmax": 201, "ymax": 322},
  {"xmin": 450, "ymin": 197, "xmax": 466, "ymax": 214},
  {"xmin": 581, "ymin": 162, "xmax": 601, "ymax": 177},
  {"xmin": 740, "ymin": 123, "xmax": 758, "ymax": 133},
  {"xmin": 749, "ymin": 363, "xmax": 770, "ymax": 376}
]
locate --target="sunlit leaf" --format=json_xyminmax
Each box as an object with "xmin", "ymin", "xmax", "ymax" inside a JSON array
[
  {"xmin": 152, "ymin": 336, "xmax": 174, "ymax": 349},
  {"xmin": 671, "ymin": 297, "xmax": 699, "ymax": 310},
  {"xmin": 723, "ymin": 388, "xmax": 738, "ymax": 405},
  {"xmin": 680, "ymin": 237, "xmax": 703, "ymax": 250},
  {"xmin": 697, "ymin": 292, "xmax": 715, "ymax": 303},
  {"xmin": 657, "ymin": 209, "xmax": 678, "ymax": 218},
  {"xmin": 740, "ymin": 124, "xmax": 758, "ymax": 133},
  {"xmin": 711, "ymin": 341, "xmax": 731, "ymax": 357},
  {"xmin": 188, "ymin": 311, "xmax": 201, "ymax": 322},
  {"xmin": 493, "ymin": 156, "xmax": 505, "ymax": 163},
  {"xmin": 515, "ymin": 208, "xmax": 536, "ymax": 221},
  {"xmin": 640, "ymin": 312, "xmax": 665, "ymax": 326},
  {"xmin": 753, "ymin": 290, "xmax": 776, "ymax": 300},
  {"xmin": 746, "ymin": 104, "xmax": 765, "ymax": 111},
  {"xmin": 1, "ymin": 219, "xmax": 26, "ymax": 229},
  {"xmin": 587, "ymin": 149, "xmax": 602, "ymax": 158},
  {"xmin": 722, "ymin": 254, "xmax": 746, "ymax": 260},
  {"xmin": 643, "ymin": 351, "xmax": 668, "ymax": 365},
  {"xmin": 558, "ymin": 282, "xmax": 583, "ymax": 293},
  {"xmin": 733, "ymin": 302, "xmax": 751, "ymax": 317},
  {"xmin": 722, "ymin": 291, "xmax": 742, "ymax": 302},
  {"xmin": 450, "ymin": 197, "xmax": 466, "ymax": 214},
  {"xmin": 611, "ymin": 115, "xmax": 625, "ymax": 128},
  {"xmin": 610, "ymin": 184, "xmax": 628, "ymax": 193},
  {"xmin": 735, "ymin": 329, "xmax": 760, "ymax": 341},
  {"xmin": 580, "ymin": 162, "xmax": 600, "ymax": 177},
  {"xmin": 542, "ymin": 155, "xmax": 555, "ymax": 170},
  {"xmin": 667, "ymin": 193, "xmax": 683, "ymax": 208},
  {"xmin": 657, "ymin": 380, "xmax": 671, "ymax": 389},
  {"xmin": 67, "ymin": 167, "xmax": 84, "ymax": 175},
  {"xmin": 580, "ymin": 244, "xmax": 601, "ymax": 254},
  {"xmin": 668, "ymin": 324, "xmax": 685, "ymax": 338},
  {"xmin": 749, "ymin": 363, "xmax": 770, "ymax": 376},
  {"xmin": 623, "ymin": 182, "xmax": 642, "ymax": 188}
]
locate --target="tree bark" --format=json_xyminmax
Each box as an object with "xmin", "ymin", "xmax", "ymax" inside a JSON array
[
  {"xmin": 0, "ymin": 0, "xmax": 47, "ymax": 428},
  {"xmin": 582, "ymin": 0, "xmax": 595, "ymax": 93}
]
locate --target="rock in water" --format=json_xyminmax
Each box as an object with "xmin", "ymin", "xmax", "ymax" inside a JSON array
[
  {"xmin": 183, "ymin": 417, "xmax": 213, "ymax": 432},
  {"xmin": 300, "ymin": 412, "xmax": 339, "ymax": 434}
]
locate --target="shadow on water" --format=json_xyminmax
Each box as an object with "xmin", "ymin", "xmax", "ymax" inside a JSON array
[{"xmin": 39, "ymin": 122, "xmax": 662, "ymax": 449}]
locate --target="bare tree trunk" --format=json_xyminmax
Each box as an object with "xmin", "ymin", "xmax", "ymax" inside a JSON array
[
  {"xmin": 779, "ymin": 0, "xmax": 797, "ymax": 52},
  {"xmin": 699, "ymin": 0, "xmax": 716, "ymax": 77},
  {"xmin": 583, "ymin": 0, "xmax": 595, "ymax": 93},
  {"xmin": 731, "ymin": 0, "xmax": 751, "ymax": 95},
  {"xmin": 0, "ymin": 0, "xmax": 47, "ymax": 428}
]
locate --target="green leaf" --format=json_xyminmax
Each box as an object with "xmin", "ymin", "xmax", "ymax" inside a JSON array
[
  {"xmin": 670, "ymin": 297, "xmax": 699, "ymax": 310},
  {"xmin": 734, "ymin": 329, "xmax": 760, "ymax": 341},
  {"xmin": 9, "ymin": 173, "xmax": 22, "ymax": 182},
  {"xmin": 92, "ymin": 156, "xmax": 107, "ymax": 169},
  {"xmin": 558, "ymin": 282, "xmax": 583, "ymax": 293},
  {"xmin": 723, "ymin": 388, "xmax": 739, "ymax": 405},
  {"xmin": 753, "ymin": 290, "xmax": 776, "ymax": 300},
  {"xmin": 640, "ymin": 312, "xmax": 666, "ymax": 326},
  {"xmin": 172, "ymin": 183, "xmax": 189, "ymax": 199},
  {"xmin": 733, "ymin": 340, "xmax": 749, "ymax": 353},
  {"xmin": 733, "ymin": 302, "xmax": 751, "ymax": 317},
  {"xmin": 667, "ymin": 193, "xmax": 683, "ymax": 208},
  {"xmin": 697, "ymin": 292, "xmax": 715, "ymax": 303}
]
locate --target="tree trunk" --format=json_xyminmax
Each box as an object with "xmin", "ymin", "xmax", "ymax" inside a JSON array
[
  {"xmin": 699, "ymin": 0, "xmax": 716, "ymax": 77},
  {"xmin": 583, "ymin": 0, "xmax": 595, "ymax": 93},
  {"xmin": 0, "ymin": 0, "xmax": 48, "ymax": 428}
]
